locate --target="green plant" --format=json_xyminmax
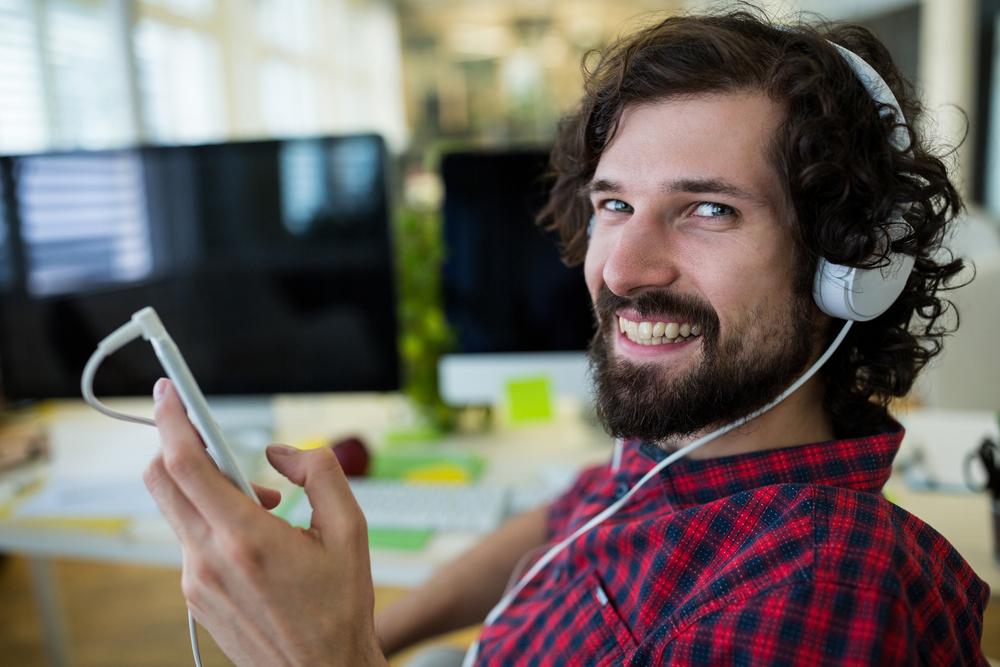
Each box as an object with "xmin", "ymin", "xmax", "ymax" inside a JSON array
[{"xmin": 395, "ymin": 205, "xmax": 456, "ymax": 432}]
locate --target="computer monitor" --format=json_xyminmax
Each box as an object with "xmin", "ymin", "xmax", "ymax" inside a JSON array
[
  {"xmin": 438, "ymin": 149, "xmax": 595, "ymax": 405},
  {"xmin": 0, "ymin": 135, "xmax": 399, "ymax": 400}
]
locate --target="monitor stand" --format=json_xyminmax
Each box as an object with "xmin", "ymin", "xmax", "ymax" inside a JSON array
[{"xmin": 438, "ymin": 351, "xmax": 593, "ymax": 406}]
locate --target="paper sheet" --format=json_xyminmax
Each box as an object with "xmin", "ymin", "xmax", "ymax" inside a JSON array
[{"xmin": 14, "ymin": 416, "xmax": 161, "ymax": 519}]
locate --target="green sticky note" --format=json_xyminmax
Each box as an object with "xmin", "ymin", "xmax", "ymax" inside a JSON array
[
  {"xmin": 505, "ymin": 375, "xmax": 554, "ymax": 423},
  {"xmin": 367, "ymin": 527, "xmax": 434, "ymax": 551},
  {"xmin": 272, "ymin": 489, "xmax": 433, "ymax": 551}
]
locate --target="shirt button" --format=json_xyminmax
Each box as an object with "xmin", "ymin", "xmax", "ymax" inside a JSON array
[{"xmin": 613, "ymin": 481, "xmax": 630, "ymax": 499}]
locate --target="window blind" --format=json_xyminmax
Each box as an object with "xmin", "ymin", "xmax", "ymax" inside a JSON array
[
  {"xmin": 133, "ymin": 18, "xmax": 224, "ymax": 143},
  {"xmin": 0, "ymin": 0, "xmax": 48, "ymax": 153},
  {"xmin": 43, "ymin": 0, "xmax": 132, "ymax": 148}
]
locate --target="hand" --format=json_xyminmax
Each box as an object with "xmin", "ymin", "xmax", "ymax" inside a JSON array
[{"xmin": 143, "ymin": 378, "xmax": 386, "ymax": 667}]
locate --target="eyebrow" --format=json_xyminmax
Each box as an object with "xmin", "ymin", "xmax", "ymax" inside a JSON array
[{"xmin": 585, "ymin": 177, "xmax": 767, "ymax": 206}]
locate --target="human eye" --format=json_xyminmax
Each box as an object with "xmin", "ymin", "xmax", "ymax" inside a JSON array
[
  {"xmin": 691, "ymin": 201, "xmax": 736, "ymax": 218},
  {"xmin": 600, "ymin": 198, "xmax": 633, "ymax": 214}
]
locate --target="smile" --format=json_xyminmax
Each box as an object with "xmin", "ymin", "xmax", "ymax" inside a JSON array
[{"xmin": 618, "ymin": 315, "xmax": 702, "ymax": 346}]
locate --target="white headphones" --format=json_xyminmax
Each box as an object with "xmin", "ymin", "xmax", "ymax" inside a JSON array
[
  {"xmin": 812, "ymin": 42, "xmax": 914, "ymax": 322},
  {"xmin": 587, "ymin": 41, "xmax": 915, "ymax": 323}
]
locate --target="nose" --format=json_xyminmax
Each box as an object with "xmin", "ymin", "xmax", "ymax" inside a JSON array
[{"xmin": 602, "ymin": 215, "xmax": 680, "ymax": 297}]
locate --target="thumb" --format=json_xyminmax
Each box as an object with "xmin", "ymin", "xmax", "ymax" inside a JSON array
[{"xmin": 266, "ymin": 445, "xmax": 363, "ymax": 544}]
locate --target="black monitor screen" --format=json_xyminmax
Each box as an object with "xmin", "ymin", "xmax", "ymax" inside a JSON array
[
  {"xmin": 441, "ymin": 150, "xmax": 594, "ymax": 354},
  {"xmin": 0, "ymin": 135, "xmax": 399, "ymax": 399}
]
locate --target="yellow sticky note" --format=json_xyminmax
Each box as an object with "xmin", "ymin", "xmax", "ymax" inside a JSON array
[
  {"xmin": 9, "ymin": 517, "xmax": 130, "ymax": 535},
  {"xmin": 505, "ymin": 376, "xmax": 554, "ymax": 424},
  {"xmin": 403, "ymin": 464, "xmax": 471, "ymax": 484},
  {"xmin": 295, "ymin": 437, "xmax": 326, "ymax": 451}
]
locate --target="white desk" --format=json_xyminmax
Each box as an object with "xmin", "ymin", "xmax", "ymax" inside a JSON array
[
  {"xmin": 0, "ymin": 394, "xmax": 613, "ymax": 580},
  {"xmin": 1, "ymin": 397, "xmax": 998, "ymax": 666},
  {"xmin": 0, "ymin": 394, "xmax": 612, "ymax": 666}
]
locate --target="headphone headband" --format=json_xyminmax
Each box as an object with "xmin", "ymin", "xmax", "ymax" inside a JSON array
[
  {"xmin": 827, "ymin": 41, "xmax": 911, "ymax": 153},
  {"xmin": 812, "ymin": 40, "xmax": 914, "ymax": 322}
]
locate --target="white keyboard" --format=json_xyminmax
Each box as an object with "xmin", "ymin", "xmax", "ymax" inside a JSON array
[{"xmin": 284, "ymin": 480, "xmax": 510, "ymax": 534}]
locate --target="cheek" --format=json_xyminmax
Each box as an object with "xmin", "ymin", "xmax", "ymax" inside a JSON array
[
  {"xmin": 714, "ymin": 261, "xmax": 798, "ymax": 328},
  {"xmin": 691, "ymin": 248, "xmax": 782, "ymax": 323}
]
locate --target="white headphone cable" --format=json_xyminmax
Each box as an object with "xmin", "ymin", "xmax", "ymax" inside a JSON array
[
  {"xmin": 462, "ymin": 319, "xmax": 853, "ymax": 666},
  {"xmin": 81, "ymin": 332, "xmax": 205, "ymax": 667},
  {"xmin": 82, "ymin": 313, "xmax": 852, "ymax": 667}
]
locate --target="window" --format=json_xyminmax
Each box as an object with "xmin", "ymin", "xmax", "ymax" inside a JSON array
[
  {"xmin": 134, "ymin": 18, "xmax": 225, "ymax": 143},
  {"xmin": 44, "ymin": 0, "xmax": 133, "ymax": 148},
  {"xmin": 0, "ymin": 0, "xmax": 48, "ymax": 153},
  {"xmin": 0, "ymin": 0, "xmax": 408, "ymax": 153},
  {"xmin": 258, "ymin": 59, "xmax": 319, "ymax": 136}
]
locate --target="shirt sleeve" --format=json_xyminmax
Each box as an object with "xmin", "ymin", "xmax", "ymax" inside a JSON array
[{"xmin": 651, "ymin": 579, "xmax": 969, "ymax": 666}]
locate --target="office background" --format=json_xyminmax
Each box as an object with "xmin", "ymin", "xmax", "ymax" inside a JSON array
[
  {"xmin": 0, "ymin": 0, "xmax": 986, "ymax": 195},
  {"xmin": 0, "ymin": 0, "xmax": 996, "ymax": 405}
]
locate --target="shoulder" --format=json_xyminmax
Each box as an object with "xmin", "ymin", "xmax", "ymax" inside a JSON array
[
  {"xmin": 712, "ymin": 482, "xmax": 989, "ymax": 629},
  {"xmin": 809, "ymin": 486, "xmax": 989, "ymax": 660},
  {"xmin": 683, "ymin": 481, "xmax": 987, "ymax": 599},
  {"xmin": 636, "ymin": 484, "xmax": 989, "ymax": 665},
  {"xmin": 808, "ymin": 485, "xmax": 987, "ymax": 605}
]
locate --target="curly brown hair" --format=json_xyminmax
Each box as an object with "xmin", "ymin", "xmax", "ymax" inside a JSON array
[{"xmin": 539, "ymin": 8, "xmax": 965, "ymax": 437}]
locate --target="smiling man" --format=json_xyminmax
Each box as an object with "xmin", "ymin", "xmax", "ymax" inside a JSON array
[
  {"xmin": 383, "ymin": 10, "xmax": 989, "ymax": 665},
  {"xmin": 146, "ymin": 9, "xmax": 989, "ymax": 667},
  {"xmin": 583, "ymin": 93, "xmax": 828, "ymax": 455}
]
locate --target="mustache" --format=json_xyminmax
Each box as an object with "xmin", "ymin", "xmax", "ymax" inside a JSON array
[{"xmin": 594, "ymin": 286, "xmax": 720, "ymax": 337}]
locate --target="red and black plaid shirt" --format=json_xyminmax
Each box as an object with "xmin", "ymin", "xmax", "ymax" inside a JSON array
[{"xmin": 475, "ymin": 423, "xmax": 990, "ymax": 665}]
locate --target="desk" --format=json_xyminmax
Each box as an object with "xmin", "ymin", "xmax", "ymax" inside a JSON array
[
  {"xmin": 1, "ymin": 397, "xmax": 998, "ymax": 665},
  {"xmin": 0, "ymin": 394, "xmax": 613, "ymax": 581},
  {"xmin": 0, "ymin": 394, "xmax": 612, "ymax": 666}
]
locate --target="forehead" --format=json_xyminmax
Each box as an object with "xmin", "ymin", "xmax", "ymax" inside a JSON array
[{"xmin": 594, "ymin": 91, "xmax": 787, "ymax": 205}]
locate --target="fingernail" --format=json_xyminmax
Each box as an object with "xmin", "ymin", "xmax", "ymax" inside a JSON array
[
  {"xmin": 268, "ymin": 444, "xmax": 298, "ymax": 456},
  {"xmin": 153, "ymin": 378, "xmax": 168, "ymax": 402}
]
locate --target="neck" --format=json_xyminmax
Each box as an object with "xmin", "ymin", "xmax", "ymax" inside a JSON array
[{"xmin": 658, "ymin": 373, "xmax": 834, "ymax": 460}]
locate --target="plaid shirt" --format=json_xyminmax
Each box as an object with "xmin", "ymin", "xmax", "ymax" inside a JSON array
[{"xmin": 475, "ymin": 424, "xmax": 990, "ymax": 665}]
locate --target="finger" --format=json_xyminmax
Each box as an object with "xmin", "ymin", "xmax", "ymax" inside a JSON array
[
  {"xmin": 153, "ymin": 378, "xmax": 257, "ymax": 526},
  {"xmin": 143, "ymin": 454, "xmax": 209, "ymax": 544},
  {"xmin": 252, "ymin": 483, "xmax": 281, "ymax": 510},
  {"xmin": 266, "ymin": 445, "xmax": 363, "ymax": 546}
]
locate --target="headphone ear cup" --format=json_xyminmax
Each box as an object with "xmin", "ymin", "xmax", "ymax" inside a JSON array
[{"xmin": 813, "ymin": 253, "xmax": 915, "ymax": 321}]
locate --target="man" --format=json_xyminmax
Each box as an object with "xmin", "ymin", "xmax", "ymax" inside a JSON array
[{"xmin": 145, "ymin": 9, "xmax": 989, "ymax": 666}]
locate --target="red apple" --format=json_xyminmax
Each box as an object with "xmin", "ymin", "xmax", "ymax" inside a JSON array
[{"xmin": 331, "ymin": 436, "xmax": 370, "ymax": 477}]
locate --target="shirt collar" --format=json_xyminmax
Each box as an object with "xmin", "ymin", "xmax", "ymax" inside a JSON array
[{"xmin": 624, "ymin": 420, "xmax": 903, "ymax": 507}]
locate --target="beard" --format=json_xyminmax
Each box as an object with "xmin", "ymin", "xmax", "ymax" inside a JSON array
[{"xmin": 588, "ymin": 286, "xmax": 815, "ymax": 444}]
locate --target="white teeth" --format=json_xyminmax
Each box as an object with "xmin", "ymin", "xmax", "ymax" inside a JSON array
[
  {"xmin": 617, "ymin": 315, "xmax": 702, "ymax": 345},
  {"xmin": 618, "ymin": 316, "xmax": 701, "ymax": 345}
]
